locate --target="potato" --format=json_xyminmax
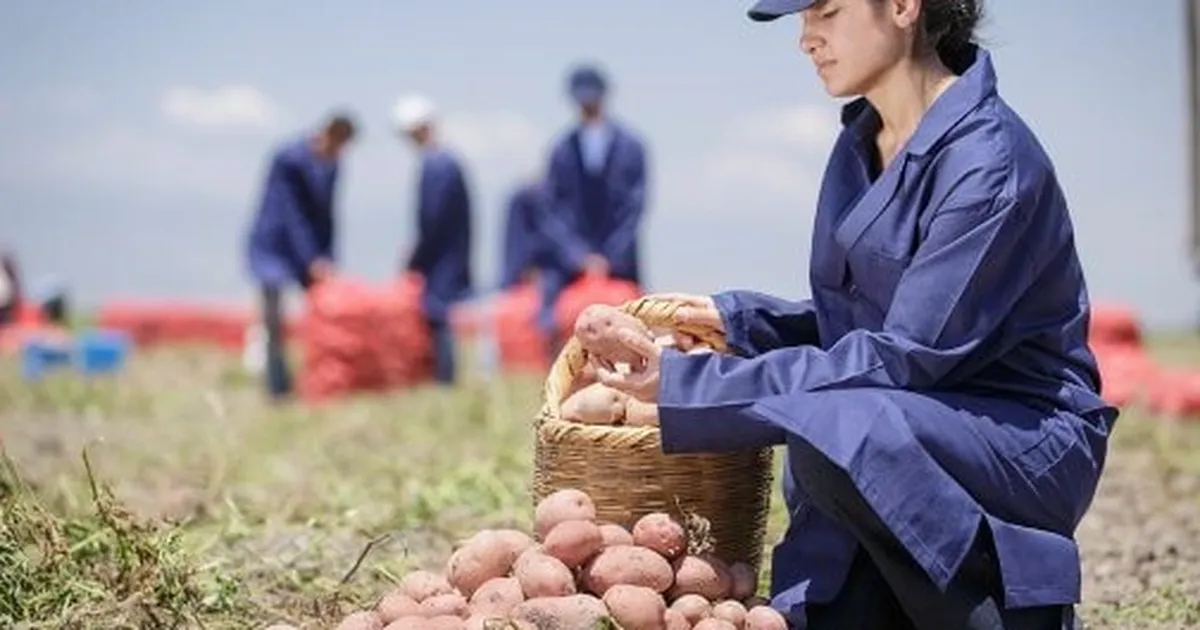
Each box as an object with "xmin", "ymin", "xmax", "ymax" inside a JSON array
[
  {"xmin": 574, "ymin": 304, "xmax": 654, "ymax": 368},
  {"xmin": 664, "ymin": 608, "xmax": 693, "ymax": 630},
  {"xmin": 469, "ymin": 577, "xmax": 525, "ymax": 618},
  {"xmin": 670, "ymin": 594, "xmax": 712, "ymax": 625},
  {"xmin": 511, "ymin": 594, "xmax": 610, "ymax": 630},
  {"xmin": 534, "ymin": 489, "xmax": 597, "ymax": 539},
  {"xmin": 381, "ymin": 617, "xmax": 426, "ymax": 630},
  {"xmin": 336, "ymin": 611, "xmax": 384, "ymax": 630},
  {"xmin": 399, "ymin": 570, "xmax": 455, "ymax": 602},
  {"xmin": 447, "ymin": 531, "xmax": 521, "ymax": 597},
  {"xmin": 632, "ymin": 513, "xmax": 687, "ymax": 560},
  {"xmin": 543, "ymin": 519, "xmax": 605, "ymax": 569},
  {"xmin": 694, "ymin": 619, "xmax": 737, "ymax": 630},
  {"xmin": 624, "ymin": 397, "xmax": 660, "ymax": 427},
  {"xmin": 728, "ymin": 563, "xmax": 758, "ymax": 601},
  {"xmin": 603, "ymin": 584, "xmax": 668, "ymax": 630},
  {"xmin": 427, "ymin": 615, "xmax": 467, "ymax": 630},
  {"xmin": 377, "ymin": 589, "xmax": 422, "ymax": 623},
  {"xmin": 669, "ymin": 554, "xmax": 734, "ymax": 602},
  {"xmin": 561, "ymin": 382, "xmax": 627, "ymax": 425},
  {"xmin": 580, "ymin": 545, "xmax": 675, "ymax": 595},
  {"xmin": 419, "ymin": 593, "xmax": 469, "ymax": 618},
  {"xmin": 744, "ymin": 606, "xmax": 788, "ymax": 630},
  {"xmin": 712, "ymin": 600, "xmax": 748, "ymax": 627},
  {"xmin": 598, "ymin": 523, "xmax": 635, "ymax": 548},
  {"xmin": 513, "ymin": 548, "xmax": 577, "ymax": 598},
  {"xmin": 461, "ymin": 529, "xmax": 536, "ymax": 559}
]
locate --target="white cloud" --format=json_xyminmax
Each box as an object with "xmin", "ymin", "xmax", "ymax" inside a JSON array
[
  {"xmin": 441, "ymin": 110, "xmax": 549, "ymax": 178},
  {"xmin": 686, "ymin": 103, "xmax": 840, "ymax": 206},
  {"xmin": 159, "ymin": 85, "xmax": 282, "ymax": 130}
]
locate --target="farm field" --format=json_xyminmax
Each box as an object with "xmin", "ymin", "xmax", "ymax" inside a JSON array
[{"xmin": 1, "ymin": 336, "xmax": 1199, "ymax": 629}]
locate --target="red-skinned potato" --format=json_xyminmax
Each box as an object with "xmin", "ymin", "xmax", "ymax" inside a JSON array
[
  {"xmin": 381, "ymin": 617, "xmax": 425, "ymax": 630},
  {"xmin": 335, "ymin": 610, "xmax": 384, "ymax": 630},
  {"xmin": 377, "ymin": 590, "xmax": 422, "ymax": 623},
  {"xmin": 664, "ymin": 608, "xmax": 694, "ymax": 630},
  {"xmin": 419, "ymin": 593, "xmax": 469, "ymax": 618},
  {"xmin": 632, "ymin": 512, "xmax": 688, "ymax": 560},
  {"xmin": 624, "ymin": 397, "xmax": 660, "ymax": 427},
  {"xmin": 581, "ymin": 545, "xmax": 675, "ymax": 595},
  {"xmin": 425, "ymin": 616, "xmax": 467, "ymax": 630},
  {"xmin": 513, "ymin": 547, "xmax": 577, "ymax": 598},
  {"xmin": 468, "ymin": 576, "xmax": 525, "ymax": 618},
  {"xmin": 398, "ymin": 570, "xmax": 455, "ymax": 602},
  {"xmin": 670, "ymin": 594, "xmax": 712, "ymax": 625},
  {"xmin": 534, "ymin": 489, "xmax": 597, "ymax": 539},
  {"xmin": 728, "ymin": 563, "xmax": 758, "ymax": 601},
  {"xmin": 542, "ymin": 519, "xmax": 605, "ymax": 569},
  {"xmin": 574, "ymin": 304, "xmax": 654, "ymax": 368},
  {"xmin": 446, "ymin": 531, "xmax": 521, "ymax": 597},
  {"xmin": 669, "ymin": 554, "xmax": 734, "ymax": 602},
  {"xmin": 712, "ymin": 600, "xmax": 748, "ymax": 627},
  {"xmin": 744, "ymin": 605, "xmax": 789, "ymax": 630},
  {"xmin": 598, "ymin": 523, "xmax": 635, "ymax": 548},
  {"xmin": 694, "ymin": 619, "xmax": 738, "ymax": 630},
  {"xmin": 562, "ymin": 382, "xmax": 628, "ymax": 425},
  {"xmin": 603, "ymin": 584, "xmax": 669, "ymax": 630},
  {"xmin": 511, "ymin": 594, "xmax": 610, "ymax": 630}
]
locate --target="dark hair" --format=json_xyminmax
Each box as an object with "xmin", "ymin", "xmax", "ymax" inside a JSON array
[
  {"xmin": 324, "ymin": 112, "xmax": 357, "ymax": 141},
  {"xmin": 892, "ymin": 0, "xmax": 983, "ymax": 74}
]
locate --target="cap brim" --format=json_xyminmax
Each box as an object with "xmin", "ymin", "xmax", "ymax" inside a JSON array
[{"xmin": 748, "ymin": 0, "xmax": 816, "ymax": 22}]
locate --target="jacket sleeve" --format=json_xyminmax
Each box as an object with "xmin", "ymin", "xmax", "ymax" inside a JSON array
[
  {"xmin": 658, "ymin": 194, "xmax": 1045, "ymax": 419},
  {"xmin": 600, "ymin": 139, "xmax": 647, "ymax": 264},
  {"xmin": 406, "ymin": 159, "xmax": 462, "ymax": 273},
  {"xmin": 712, "ymin": 291, "xmax": 820, "ymax": 358},
  {"xmin": 272, "ymin": 159, "xmax": 322, "ymax": 269},
  {"xmin": 534, "ymin": 148, "xmax": 593, "ymax": 275}
]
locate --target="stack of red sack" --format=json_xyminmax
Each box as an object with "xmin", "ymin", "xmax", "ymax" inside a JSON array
[
  {"xmin": 1089, "ymin": 303, "xmax": 1200, "ymax": 419},
  {"xmin": 95, "ymin": 301, "xmax": 271, "ymax": 351},
  {"xmin": 297, "ymin": 274, "xmax": 432, "ymax": 402},
  {"xmin": 492, "ymin": 280, "xmax": 550, "ymax": 372},
  {"xmin": 1090, "ymin": 304, "xmax": 1156, "ymax": 408},
  {"xmin": 552, "ymin": 274, "xmax": 642, "ymax": 349}
]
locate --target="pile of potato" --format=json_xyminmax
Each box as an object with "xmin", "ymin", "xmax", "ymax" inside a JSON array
[
  {"xmin": 274, "ymin": 488, "xmax": 788, "ymax": 630},
  {"xmin": 561, "ymin": 305, "xmax": 716, "ymax": 428}
]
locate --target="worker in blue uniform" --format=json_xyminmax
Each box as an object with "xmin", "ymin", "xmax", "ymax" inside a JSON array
[
  {"xmin": 537, "ymin": 64, "xmax": 649, "ymax": 358},
  {"xmin": 589, "ymin": 1, "xmax": 1114, "ymax": 629},
  {"xmin": 393, "ymin": 94, "xmax": 474, "ymax": 386},
  {"xmin": 246, "ymin": 113, "xmax": 356, "ymax": 401},
  {"xmin": 499, "ymin": 177, "xmax": 551, "ymax": 291}
]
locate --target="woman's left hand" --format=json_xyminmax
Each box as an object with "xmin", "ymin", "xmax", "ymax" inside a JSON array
[{"xmin": 594, "ymin": 328, "xmax": 662, "ymax": 403}]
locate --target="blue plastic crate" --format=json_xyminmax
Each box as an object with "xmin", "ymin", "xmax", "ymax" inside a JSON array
[
  {"xmin": 19, "ymin": 337, "xmax": 73, "ymax": 381},
  {"xmin": 74, "ymin": 329, "xmax": 131, "ymax": 375}
]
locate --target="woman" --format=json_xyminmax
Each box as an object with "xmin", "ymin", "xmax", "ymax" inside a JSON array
[{"xmin": 593, "ymin": 1, "xmax": 1112, "ymax": 629}]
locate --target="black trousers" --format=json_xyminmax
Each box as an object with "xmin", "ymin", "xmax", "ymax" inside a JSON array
[{"xmin": 790, "ymin": 439, "xmax": 1076, "ymax": 630}]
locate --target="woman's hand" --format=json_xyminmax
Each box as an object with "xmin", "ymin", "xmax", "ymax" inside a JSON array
[
  {"xmin": 594, "ymin": 328, "xmax": 662, "ymax": 403},
  {"xmin": 651, "ymin": 293, "xmax": 724, "ymax": 350}
]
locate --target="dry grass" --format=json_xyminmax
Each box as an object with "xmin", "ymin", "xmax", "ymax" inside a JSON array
[{"xmin": 0, "ymin": 336, "xmax": 1198, "ymax": 629}]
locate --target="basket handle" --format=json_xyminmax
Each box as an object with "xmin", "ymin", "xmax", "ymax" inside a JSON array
[{"xmin": 538, "ymin": 295, "xmax": 728, "ymax": 426}]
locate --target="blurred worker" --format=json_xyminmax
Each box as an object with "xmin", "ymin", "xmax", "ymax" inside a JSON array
[
  {"xmin": 0, "ymin": 249, "xmax": 21, "ymax": 326},
  {"xmin": 499, "ymin": 176, "xmax": 551, "ymax": 291},
  {"xmin": 393, "ymin": 94, "xmax": 474, "ymax": 386},
  {"xmin": 537, "ymin": 63, "xmax": 649, "ymax": 355},
  {"xmin": 245, "ymin": 112, "xmax": 357, "ymax": 401}
]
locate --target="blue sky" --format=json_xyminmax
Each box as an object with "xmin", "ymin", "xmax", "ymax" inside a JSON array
[{"xmin": 1, "ymin": 1, "xmax": 1195, "ymax": 328}]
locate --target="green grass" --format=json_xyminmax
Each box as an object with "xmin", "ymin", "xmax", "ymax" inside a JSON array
[{"xmin": 1, "ymin": 337, "xmax": 1198, "ymax": 629}]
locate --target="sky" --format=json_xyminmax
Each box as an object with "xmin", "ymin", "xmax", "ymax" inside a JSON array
[{"xmin": 1, "ymin": 1, "xmax": 1196, "ymax": 329}]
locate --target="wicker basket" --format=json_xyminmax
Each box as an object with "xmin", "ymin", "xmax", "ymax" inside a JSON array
[{"xmin": 532, "ymin": 296, "xmax": 775, "ymax": 573}]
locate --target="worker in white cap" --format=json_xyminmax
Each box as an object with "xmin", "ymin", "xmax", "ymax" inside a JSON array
[{"xmin": 392, "ymin": 93, "xmax": 474, "ymax": 386}]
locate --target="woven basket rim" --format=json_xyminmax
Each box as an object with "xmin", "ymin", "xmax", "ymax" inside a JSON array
[{"xmin": 537, "ymin": 295, "xmax": 728, "ymax": 431}]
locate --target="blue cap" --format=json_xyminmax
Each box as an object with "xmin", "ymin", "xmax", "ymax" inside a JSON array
[
  {"xmin": 748, "ymin": 0, "xmax": 816, "ymax": 21},
  {"xmin": 567, "ymin": 65, "xmax": 608, "ymax": 105}
]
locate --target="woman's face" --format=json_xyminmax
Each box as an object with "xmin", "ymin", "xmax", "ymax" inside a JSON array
[{"xmin": 799, "ymin": 0, "xmax": 917, "ymax": 98}]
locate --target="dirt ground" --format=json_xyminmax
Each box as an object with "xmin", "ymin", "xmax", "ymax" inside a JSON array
[{"xmin": 1, "ymin": 338, "xmax": 1198, "ymax": 629}]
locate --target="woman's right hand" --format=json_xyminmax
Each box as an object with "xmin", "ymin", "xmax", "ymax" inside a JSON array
[{"xmin": 651, "ymin": 292, "xmax": 724, "ymax": 350}]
